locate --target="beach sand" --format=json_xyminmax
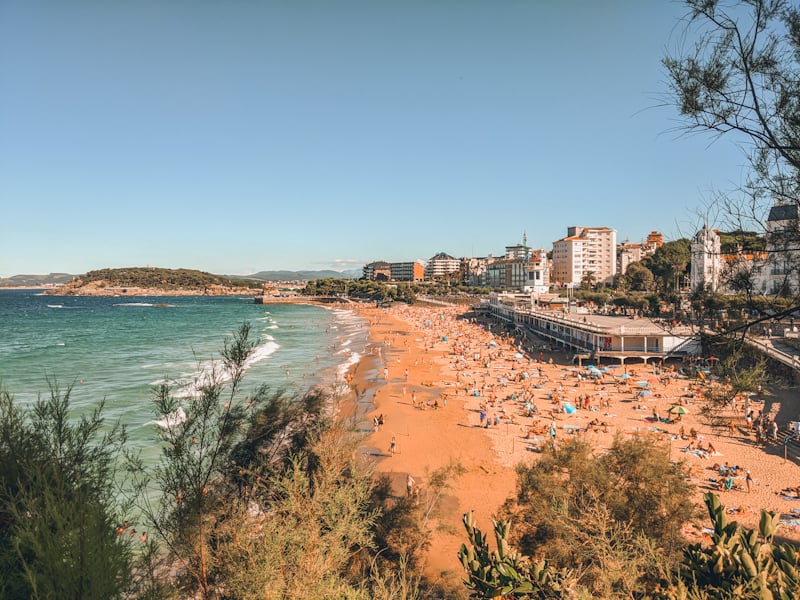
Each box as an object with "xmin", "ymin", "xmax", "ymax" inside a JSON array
[{"xmin": 348, "ymin": 302, "xmax": 800, "ymax": 584}]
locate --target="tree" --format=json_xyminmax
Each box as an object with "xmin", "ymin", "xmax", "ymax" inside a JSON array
[
  {"xmin": 0, "ymin": 383, "xmax": 133, "ymax": 599},
  {"xmin": 664, "ymin": 0, "xmax": 800, "ymax": 308},
  {"xmin": 128, "ymin": 323, "xmax": 270, "ymax": 599},
  {"xmin": 500, "ymin": 436, "xmax": 695, "ymax": 594},
  {"xmin": 579, "ymin": 271, "xmax": 597, "ymax": 290},
  {"xmin": 642, "ymin": 239, "xmax": 691, "ymax": 296},
  {"xmin": 623, "ymin": 261, "xmax": 656, "ymax": 292},
  {"xmin": 664, "ymin": 0, "xmax": 799, "ymax": 184}
]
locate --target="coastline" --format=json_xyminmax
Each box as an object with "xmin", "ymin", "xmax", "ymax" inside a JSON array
[
  {"xmin": 349, "ymin": 303, "xmax": 516, "ymax": 585},
  {"xmin": 349, "ymin": 303, "xmax": 800, "ymax": 582}
]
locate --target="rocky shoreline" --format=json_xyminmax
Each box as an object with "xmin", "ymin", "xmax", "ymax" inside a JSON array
[{"xmin": 43, "ymin": 280, "xmax": 260, "ymax": 297}]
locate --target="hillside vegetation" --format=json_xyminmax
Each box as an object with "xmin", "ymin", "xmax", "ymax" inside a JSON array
[{"xmin": 57, "ymin": 267, "xmax": 263, "ymax": 293}]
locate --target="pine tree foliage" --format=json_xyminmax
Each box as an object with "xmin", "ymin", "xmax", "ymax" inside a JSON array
[{"xmin": 0, "ymin": 383, "xmax": 132, "ymax": 599}]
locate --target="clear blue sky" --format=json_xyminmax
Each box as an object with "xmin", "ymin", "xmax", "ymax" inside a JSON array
[{"xmin": 0, "ymin": 1, "xmax": 751, "ymax": 277}]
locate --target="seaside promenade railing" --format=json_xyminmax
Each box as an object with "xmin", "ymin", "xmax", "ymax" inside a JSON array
[{"xmin": 743, "ymin": 335, "xmax": 800, "ymax": 372}]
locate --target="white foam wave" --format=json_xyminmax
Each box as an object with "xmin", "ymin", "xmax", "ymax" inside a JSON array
[
  {"xmin": 113, "ymin": 302, "xmax": 154, "ymax": 307},
  {"xmin": 47, "ymin": 304, "xmax": 64, "ymax": 309},
  {"xmin": 147, "ymin": 406, "xmax": 187, "ymax": 429},
  {"xmin": 175, "ymin": 339, "xmax": 280, "ymax": 398},
  {"xmin": 336, "ymin": 351, "xmax": 361, "ymax": 380}
]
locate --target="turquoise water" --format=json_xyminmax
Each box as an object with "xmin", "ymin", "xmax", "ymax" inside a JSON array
[{"xmin": 0, "ymin": 290, "xmax": 367, "ymax": 459}]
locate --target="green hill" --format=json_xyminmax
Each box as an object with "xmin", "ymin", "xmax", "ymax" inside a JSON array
[{"xmin": 81, "ymin": 267, "xmax": 262, "ymax": 290}]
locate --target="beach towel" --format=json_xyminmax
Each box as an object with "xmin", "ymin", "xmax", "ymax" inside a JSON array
[{"xmin": 779, "ymin": 518, "xmax": 800, "ymax": 527}]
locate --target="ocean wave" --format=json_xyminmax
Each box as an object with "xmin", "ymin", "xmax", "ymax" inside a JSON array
[
  {"xmin": 47, "ymin": 304, "xmax": 64, "ymax": 309},
  {"xmin": 113, "ymin": 302, "xmax": 154, "ymax": 307},
  {"xmin": 146, "ymin": 406, "xmax": 187, "ymax": 429},
  {"xmin": 175, "ymin": 339, "xmax": 280, "ymax": 398},
  {"xmin": 336, "ymin": 351, "xmax": 361, "ymax": 380}
]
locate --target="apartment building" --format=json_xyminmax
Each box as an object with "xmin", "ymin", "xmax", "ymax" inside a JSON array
[
  {"xmin": 390, "ymin": 261, "xmax": 425, "ymax": 282},
  {"xmin": 425, "ymin": 252, "xmax": 461, "ymax": 279},
  {"xmin": 362, "ymin": 261, "xmax": 392, "ymax": 281},
  {"xmin": 552, "ymin": 226, "xmax": 617, "ymax": 286},
  {"xmin": 616, "ymin": 231, "xmax": 663, "ymax": 276}
]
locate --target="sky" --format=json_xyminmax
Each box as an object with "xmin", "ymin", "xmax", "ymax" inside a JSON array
[{"xmin": 0, "ymin": 1, "xmax": 754, "ymax": 277}]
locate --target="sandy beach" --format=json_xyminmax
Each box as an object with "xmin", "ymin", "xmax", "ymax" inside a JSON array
[{"xmin": 347, "ymin": 302, "xmax": 800, "ymax": 584}]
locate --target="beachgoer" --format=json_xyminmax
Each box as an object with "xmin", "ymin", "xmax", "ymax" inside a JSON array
[
  {"xmin": 390, "ymin": 436, "xmax": 397, "ymax": 455},
  {"xmin": 406, "ymin": 474, "xmax": 415, "ymax": 496},
  {"xmin": 745, "ymin": 470, "xmax": 753, "ymax": 493}
]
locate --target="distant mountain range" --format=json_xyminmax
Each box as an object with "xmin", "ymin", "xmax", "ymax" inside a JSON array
[
  {"xmin": 0, "ymin": 273, "xmax": 76, "ymax": 287},
  {"xmin": 241, "ymin": 269, "xmax": 360, "ymax": 281},
  {"xmin": 0, "ymin": 269, "xmax": 360, "ymax": 287}
]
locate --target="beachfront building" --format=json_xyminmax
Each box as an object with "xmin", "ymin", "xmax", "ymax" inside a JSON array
[
  {"xmin": 390, "ymin": 261, "xmax": 425, "ymax": 282},
  {"xmin": 425, "ymin": 252, "xmax": 461, "ymax": 280},
  {"xmin": 760, "ymin": 202, "xmax": 800, "ymax": 295},
  {"xmin": 720, "ymin": 249, "xmax": 768, "ymax": 294},
  {"xmin": 362, "ymin": 261, "xmax": 392, "ymax": 282},
  {"xmin": 482, "ymin": 249, "xmax": 551, "ymax": 293},
  {"xmin": 690, "ymin": 225, "xmax": 723, "ymax": 292},
  {"xmin": 616, "ymin": 231, "xmax": 663, "ymax": 276},
  {"xmin": 485, "ymin": 259, "xmax": 527, "ymax": 290},
  {"xmin": 524, "ymin": 248, "xmax": 550, "ymax": 294},
  {"xmin": 485, "ymin": 292, "xmax": 697, "ymax": 364},
  {"xmin": 464, "ymin": 257, "xmax": 490, "ymax": 286},
  {"xmin": 552, "ymin": 226, "xmax": 617, "ymax": 287}
]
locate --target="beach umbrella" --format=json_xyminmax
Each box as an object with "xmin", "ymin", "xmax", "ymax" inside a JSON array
[
  {"xmin": 668, "ymin": 405, "xmax": 689, "ymax": 415},
  {"xmin": 707, "ymin": 356, "xmax": 719, "ymax": 361},
  {"xmin": 638, "ymin": 390, "xmax": 652, "ymax": 397},
  {"xmin": 637, "ymin": 381, "xmax": 650, "ymax": 387},
  {"xmin": 600, "ymin": 367, "xmax": 610, "ymax": 372},
  {"xmin": 522, "ymin": 372, "xmax": 529, "ymax": 378},
  {"xmin": 563, "ymin": 403, "xmax": 577, "ymax": 414},
  {"xmin": 619, "ymin": 373, "xmax": 632, "ymax": 379},
  {"xmin": 515, "ymin": 352, "xmax": 523, "ymax": 359}
]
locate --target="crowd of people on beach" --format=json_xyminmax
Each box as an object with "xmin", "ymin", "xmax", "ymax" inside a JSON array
[{"xmin": 361, "ymin": 302, "xmax": 800, "ymax": 540}]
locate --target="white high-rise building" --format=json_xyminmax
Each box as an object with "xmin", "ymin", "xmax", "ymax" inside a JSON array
[
  {"xmin": 425, "ymin": 252, "xmax": 461, "ymax": 279},
  {"xmin": 552, "ymin": 226, "xmax": 617, "ymax": 286},
  {"xmin": 690, "ymin": 225, "xmax": 722, "ymax": 292}
]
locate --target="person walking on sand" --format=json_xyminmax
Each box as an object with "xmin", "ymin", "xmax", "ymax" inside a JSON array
[
  {"xmin": 390, "ymin": 436, "xmax": 397, "ymax": 455},
  {"xmin": 406, "ymin": 474, "xmax": 415, "ymax": 496},
  {"xmin": 745, "ymin": 470, "xmax": 753, "ymax": 493}
]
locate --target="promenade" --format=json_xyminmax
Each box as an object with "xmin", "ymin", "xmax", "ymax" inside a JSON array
[{"xmin": 485, "ymin": 293, "xmax": 697, "ymax": 364}]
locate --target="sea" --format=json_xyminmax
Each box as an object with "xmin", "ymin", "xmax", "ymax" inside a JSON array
[{"xmin": 0, "ymin": 289, "xmax": 368, "ymax": 463}]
